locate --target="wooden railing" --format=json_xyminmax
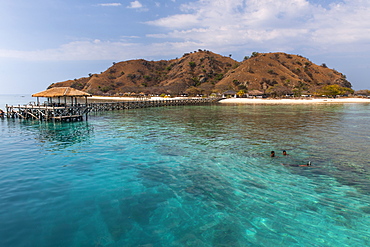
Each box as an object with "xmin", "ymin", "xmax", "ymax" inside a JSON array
[{"xmin": 5, "ymin": 98, "xmax": 222, "ymax": 121}]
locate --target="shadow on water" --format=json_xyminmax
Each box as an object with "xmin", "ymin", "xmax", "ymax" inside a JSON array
[
  {"xmin": 18, "ymin": 120, "xmax": 94, "ymax": 151},
  {"xmin": 216, "ymin": 103, "xmax": 370, "ymax": 196},
  {"xmin": 282, "ymin": 157, "xmax": 370, "ymax": 196},
  {"xmin": 132, "ymin": 159, "xmax": 249, "ymax": 245},
  {"xmin": 124, "ymin": 104, "xmax": 370, "ymax": 196},
  {"xmin": 333, "ymin": 161, "xmax": 370, "ymax": 194},
  {"xmin": 98, "ymin": 190, "xmax": 168, "ymax": 245}
]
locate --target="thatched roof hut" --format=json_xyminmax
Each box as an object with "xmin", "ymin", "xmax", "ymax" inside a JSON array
[
  {"xmin": 222, "ymin": 90, "xmax": 237, "ymax": 98},
  {"xmin": 248, "ymin": 90, "xmax": 264, "ymax": 96},
  {"xmin": 32, "ymin": 87, "xmax": 91, "ymax": 97},
  {"xmin": 32, "ymin": 87, "xmax": 92, "ymax": 106}
]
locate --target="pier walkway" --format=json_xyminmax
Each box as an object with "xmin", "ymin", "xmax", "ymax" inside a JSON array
[
  {"xmin": 5, "ymin": 97, "xmax": 221, "ymax": 121},
  {"xmin": 5, "ymin": 104, "xmax": 88, "ymax": 121},
  {"xmin": 88, "ymin": 98, "xmax": 221, "ymax": 112}
]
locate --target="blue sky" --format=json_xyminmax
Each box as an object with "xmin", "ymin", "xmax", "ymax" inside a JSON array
[{"xmin": 1, "ymin": 0, "xmax": 369, "ymax": 94}]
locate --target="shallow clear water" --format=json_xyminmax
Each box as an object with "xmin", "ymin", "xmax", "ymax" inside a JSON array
[{"xmin": 1, "ymin": 100, "xmax": 370, "ymax": 246}]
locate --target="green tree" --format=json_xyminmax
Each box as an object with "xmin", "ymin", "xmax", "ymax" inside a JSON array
[
  {"xmin": 237, "ymin": 89, "xmax": 247, "ymax": 97},
  {"xmin": 321, "ymin": 85, "xmax": 354, "ymax": 96},
  {"xmin": 214, "ymin": 73, "xmax": 224, "ymax": 81},
  {"xmin": 268, "ymin": 85, "xmax": 292, "ymax": 97},
  {"xmin": 292, "ymin": 81, "xmax": 308, "ymax": 97},
  {"xmin": 101, "ymin": 86, "xmax": 112, "ymax": 93},
  {"xmin": 251, "ymin": 52, "xmax": 259, "ymax": 57},
  {"xmin": 185, "ymin": 86, "xmax": 201, "ymax": 96},
  {"xmin": 355, "ymin": 90, "xmax": 370, "ymax": 96}
]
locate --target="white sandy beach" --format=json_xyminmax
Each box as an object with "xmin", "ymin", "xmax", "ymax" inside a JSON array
[
  {"xmin": 219, "ymin": 97, "xmax": 370, "ymax": 104},
  {"xmin": 89, "ymin": 96, "xmax": 145, "ymax": 101},
  {"xmin": 89, "ymin": 96, "xmax": 370, "ymax": 104},
  {"xmin": 88, "ymin": 96, "xmax": 190, "ymax": 102}
]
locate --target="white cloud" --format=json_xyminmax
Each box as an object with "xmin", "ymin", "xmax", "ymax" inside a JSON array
[
  {"xmin": 146, "ymin": 0, "xmax": 370, "ymax": 55},
  {"xmin": 146, "ymin": 0, "xmax": 317, "ymax": 52},
  {"xmin": 1, "ymin": 0, "xmax": 370, "ymax": 63},
  {"xmin": 98, "ymin": 3, "xmax": 122, "ymax": 7},
  {"xmin": 127, "ymin": 1, "xmax": 143, "ymax": 9}
]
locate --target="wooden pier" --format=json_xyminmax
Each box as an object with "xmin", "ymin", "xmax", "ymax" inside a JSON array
[
  {"xmin": 5, "ymin": 98, "xmax": 221, "ymax": 121},
  {"xmin": 88, "ymin": 98, "xmax": 221, "ymax": 112},
  {"xmin": 6, "ymin": 104, "xmax": 89, "ymax": 121}
]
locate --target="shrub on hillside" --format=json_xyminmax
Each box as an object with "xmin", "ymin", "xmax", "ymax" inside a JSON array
[
  {"xmin": 320, "ymin": 85, "xmax": 354, "ymax": 96},
  {"xmin": 189, "ymin": 62, "xmax": 196, "ymax": 69}
]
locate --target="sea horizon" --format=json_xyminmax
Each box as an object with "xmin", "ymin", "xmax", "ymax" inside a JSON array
[{"xmin": 0, "ymin": 94, "xmax": 34, "ymax": 111}]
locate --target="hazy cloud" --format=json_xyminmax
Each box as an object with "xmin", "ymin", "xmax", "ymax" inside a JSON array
[
  {"xmin": 0, "ymin": 38, "xmax": 200, "ymax": 62},
  {"xmin": 0, "ymin": 40, "xmax": 138, "ymax": 61},
  {"xmin": 146, "ymin": 14, "xmax": 199, "ymax": 29},
  {"xmin": 98, "ymin": 3, "xmax": 122, "ymax": 7}
]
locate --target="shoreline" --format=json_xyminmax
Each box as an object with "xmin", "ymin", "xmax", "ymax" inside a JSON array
[
  {"xmin": 88, "ymin": 96, "xmax": 193, "ymax": 102},
  {"xmin": 218, "ymin": 97, "xmax": 370, "ymax": 104},
  {"xmin": 89, "ymin": 96, "xmax": 370, "ymax": 104}
]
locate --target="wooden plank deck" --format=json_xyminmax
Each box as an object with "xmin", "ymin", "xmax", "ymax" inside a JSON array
[
  {"xmin": 5, "ymin": 97, "xmax": 222, "ymax": 121},
  {"xmin": 6, "ymin": 104, "xmax": 88, "ymax": 121},
  {"xmin": 51, "ymin": 115, "xmax": 83, "ymax": 121}
]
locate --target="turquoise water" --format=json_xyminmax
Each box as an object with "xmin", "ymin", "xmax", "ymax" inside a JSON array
[{"xmin": 1, "ymin": 98, "xmax": 370, "ymax": 246}]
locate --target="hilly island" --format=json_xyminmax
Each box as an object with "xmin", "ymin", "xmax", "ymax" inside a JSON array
[{"xmin": 48, "ymin": 50, "xmax": 353, "ymax": 97}]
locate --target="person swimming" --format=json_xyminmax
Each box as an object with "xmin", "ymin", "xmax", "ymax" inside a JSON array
[
  {"xmin": 271, "ymin": 151, "xmax": 275, "ymax": 157},
  {"xmin": 282, "ymin": 150, "xmax": 288, "ymax": 156},
  {"xmin": 282, "ymin": 161, "xmax": 311, "ymax": 167}
]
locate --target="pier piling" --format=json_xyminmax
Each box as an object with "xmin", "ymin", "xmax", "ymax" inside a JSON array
[{"xmin": 5, "ymin": 98, "xmax": 221, "ymax": 121}]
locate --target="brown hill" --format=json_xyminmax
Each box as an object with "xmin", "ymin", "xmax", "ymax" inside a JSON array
[
  {"xmin": 48, "ymin": 50, "xmax": 351, "ymax": 96},
  {"xmin": 217, "ymin": 52, "xmax": 351, "ymax": 96}
]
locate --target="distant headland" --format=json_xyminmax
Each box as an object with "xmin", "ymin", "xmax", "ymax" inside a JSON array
[{"xmin": 48, "ymin": 50, "xmax": 355, "ymax": 97}]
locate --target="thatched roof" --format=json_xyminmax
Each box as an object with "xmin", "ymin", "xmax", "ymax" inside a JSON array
[
  {"xmin": 248, "ymin": 90, "xmax": 264, "ymax": 95},
  {"xmin": 222, "ymin": 90, "xmax": 237, "ymax": 95},
  {"xmin": 32, "ymin": 87, "xmax": 92, "ymax": 97}
]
